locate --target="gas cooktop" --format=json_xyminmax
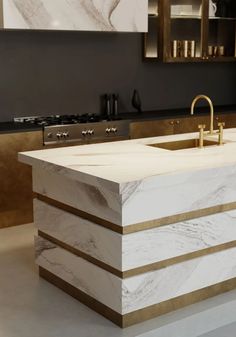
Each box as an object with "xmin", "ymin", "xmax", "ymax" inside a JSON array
[
  {"xmin": 14, "ymin": 114, "xmax": 116, "ymax": 126},
  {"xmin": 14, "ymin": 114, "xmax": 129, "ymax": 145}
]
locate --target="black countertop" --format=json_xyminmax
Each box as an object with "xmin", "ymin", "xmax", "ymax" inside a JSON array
[
  {"xmin": 0, "ymin": 122, "xmax": 42, "ymax": 134},
  {"xmin": 120, "ymin": 105, "xmax": 236, "ymax": 121},
  {"xmin": 1, "ymin": 105, "xmax": 236, "ymax": 134}
]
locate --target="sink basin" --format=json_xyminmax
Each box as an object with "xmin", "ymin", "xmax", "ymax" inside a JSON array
[{"xmin": 147, "ymin": 138, "xmax": 219, "ymax": 151}]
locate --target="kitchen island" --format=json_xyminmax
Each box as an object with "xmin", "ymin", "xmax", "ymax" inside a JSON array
[{"xmin": 19, "ymin": 130, "xmax": 236, "ymax": 327}]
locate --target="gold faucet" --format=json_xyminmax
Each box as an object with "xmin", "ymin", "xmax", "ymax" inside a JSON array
[{"xmin": 191, "ymin": 94, "xmax": 214, "ymax": 135}]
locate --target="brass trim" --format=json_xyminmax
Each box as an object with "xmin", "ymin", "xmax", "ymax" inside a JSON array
[
  {"xmin": 123, "ymin": 277, "xmax": 236, "ymax": 328},
  {"xmin": 39, "ymin": 267, "xmax": 123, "ymax": 327},
  {"xmin": 38, "ymin": 231, "xmax": 236, "ymax": 279},
  {"xmin": 0, "ymin": 0, "xmax": 3, "ymax": 28},
  {"xmin": 39, "ymin": 266, "xmax": 236, "ymax": 328},
  {"xmin": 38, "ymin": 231, "xmax": 123, "ymax": 278},
  {"xmin": 36, "ymin": 194, "xmax": 123, "ymax": 234},
  {"xmin": 37, "ymin": 194, "xmax": 236, "ymax": 235}
]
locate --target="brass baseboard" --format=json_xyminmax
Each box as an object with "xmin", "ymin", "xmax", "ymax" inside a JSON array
[
  {"xmin": 38, "ymin": 231, "xmax": 236, "ymax": 278},
  {"xmin": 39, "ymin": 266, "xmax": 236, "ymax": 328},
  {"xmin": 36, "ymin": 194, "xmax": 236, "ymax": 234},
  {"xmin": 39, "ymin": 266, "xmax": 123, "ymax": 327}
]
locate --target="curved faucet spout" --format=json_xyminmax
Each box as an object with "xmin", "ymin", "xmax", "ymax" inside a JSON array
[{"xmin": 190, "ymin": 95, "xmax": 214, "ymax": 135}]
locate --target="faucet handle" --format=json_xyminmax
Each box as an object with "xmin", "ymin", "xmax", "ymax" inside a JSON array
[
  {"xmin": 218, "ymin": 122, "xmax": 225, "ymax": 128},
  {"xmin": 198, "ymin": 124, "xmax": 206, "ymax": 130},
  {"xmin": 198, "ymin": 124, "xmax": 206, "ymax": 149},
  {"xmin": 218, "ymin": 122, "xmax": 225, "ymax": 146}
]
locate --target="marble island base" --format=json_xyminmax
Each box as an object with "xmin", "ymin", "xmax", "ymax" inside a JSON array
[
  {"xmin": 34, "ymin": 192, "xmax": 236, "ymax": 327},
  {"xmin": 19, "ymin": 131, "xmax": 236, "ymax": 327}
]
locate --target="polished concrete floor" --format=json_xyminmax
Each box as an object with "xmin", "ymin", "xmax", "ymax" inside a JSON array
[{"xmin": 0, "ymin": 223, "xmax": 236, "ymax": 337}]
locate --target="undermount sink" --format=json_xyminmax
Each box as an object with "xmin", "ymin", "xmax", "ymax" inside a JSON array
[{"xmin": 147, "ymin": 138, "xmax": 219, "ymax": 151}]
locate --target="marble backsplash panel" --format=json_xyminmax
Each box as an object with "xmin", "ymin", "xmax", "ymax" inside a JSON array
[{"xmin": 3, "ymin": 0, "xmax": 148, "ymax": 31}]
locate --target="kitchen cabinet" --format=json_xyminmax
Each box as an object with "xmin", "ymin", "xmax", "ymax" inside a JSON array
[
  {"xmin": 130, "ymin": 117, "xmax": 201, "ymax": 139},
  {"xmin": 2, "ymin": 0, "xmax": 148, "ymax": 32},
  {"xmin": 130, "ymin": 113, "xmax": 236, "ymax": 139},
  {"xmin": 215, "ymin": 113, "xmax": 236, "ymax": 128},
  {"xmin": 130, "ymin": 118, "xmax": 174, "ymax": 139},
  {"xmin": 144, "ymin": 0, "xmax": 236, "ymax": 62},
  {"xmin": 0, "ymin": 130, "xmax": 42, "ymax": 228}
]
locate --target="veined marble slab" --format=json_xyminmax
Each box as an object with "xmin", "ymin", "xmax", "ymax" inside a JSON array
[
  {"xmin": 19, "ymin": 129, "xmax": 236, "ymax": 226},
  {"xmin": 3, "ymin": 0, "xmax": 148, "ymax": 32},
  {"xmin": 35, "ymin": 199, "xmax": 236, "ymax": 272},
  {"xmin": 32, "ymin": 166, "xmax": 122, "ymax": 225},
  {"xmin": 32, "ymin": 162, "xmax": 236, "ymax": 226},
  {"xmin": 36, "ymin": 236, "xmax": 236, "ymax": 314},
  {"xmin": 34, "ymin": 198, "xmax": 122, "ymax": 270},
  {"xmin": 19, "ymin": 129, "xmax": 236, "ymax": 187}
]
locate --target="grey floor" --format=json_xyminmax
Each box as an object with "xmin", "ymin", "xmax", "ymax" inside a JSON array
[{"xmin": 0, "ymin": 224, "xmax": 236, "ymax": 337}]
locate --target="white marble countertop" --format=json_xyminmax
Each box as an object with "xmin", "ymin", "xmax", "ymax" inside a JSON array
[{"xmin": 19, "ymin": 129, "xmax": 236, "ymax": 189}]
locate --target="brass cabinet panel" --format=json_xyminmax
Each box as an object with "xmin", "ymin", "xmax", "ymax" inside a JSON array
[
  {"xmin": 215, "ymin": 114, "xmax": 236, "ymax": 129},
  {"xmin": 0, "ymin": 131, "xmax": 43, "ymax": 228},
  {"xmin": 173, "ymin": 117, "xmax": 197, "ymax": 134},
  {"xmin": 130, "ymin": 119, "xmax": 174, "ymax": 139},
  {"xmin": 130, "ymin": 113, "xmax": 236, "ymax": 140}
]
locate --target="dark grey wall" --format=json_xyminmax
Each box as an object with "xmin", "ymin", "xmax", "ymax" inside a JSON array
[{"xmin": 0, "ymin": 30, "xmax": 235, "ymax": 122}]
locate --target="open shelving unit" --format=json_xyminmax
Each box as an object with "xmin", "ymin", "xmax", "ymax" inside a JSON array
[
  {"xmin": 144, "ymin": 0, "xmax": 159, "ymax": 59},
  {"xmin": 144, "ymin": 0, "xmax": 236, "ymax": 62}
]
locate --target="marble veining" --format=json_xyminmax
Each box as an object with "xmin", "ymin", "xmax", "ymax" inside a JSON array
[
  {"xmin": 35, "ymin": 236, "xmax": 122, "ymax": 313},
  {"xmin": 32, "ymin": 166, "xmax": 122, "ymax": 225},
  {"xmin": 122, "ymin": 246, "xmax": 236, "ymax": 313},
  {"xmin": 36, "ymin": 236, "xmax": 236, "ymax": 314},
  {"xmin": 35, "ymin": 199, "xmax": 236, "ymax": 271},
  {"xmin": 122, "ymin": 209, "xmax": 236, "ymax": 270},
  {"xmin": 34, "ymin": 198, "xmax": 122, "ymax": 270},
  {"xmin": 19, "ymin": 129, "xmax": 236, "ymax": 189},
  {"xmin": 3, "ymin": 0, "xmax": 148, "ymax": 32},
  {"xmin": 121, "ymin": 164, "xmax": 236, "ymax": 225}
]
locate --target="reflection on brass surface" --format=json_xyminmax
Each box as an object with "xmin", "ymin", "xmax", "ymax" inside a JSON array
[
  {"xmin": 0, "ymin": 131, "xmax": 42, "ymax": 228},
  {"xmin": 38, "ymin": 230, "xmax": 236, "ymax": 278},
  {"xmin": 39, "ymin": 266, "xmax": 236, "ymax": 328},
  {"xmin": 37, "ymin": 194, "xmax": 236, "ymax": 235},
  {"xmin": 147, "ymin": 138, "xmax": 218, "ymax": 151}
]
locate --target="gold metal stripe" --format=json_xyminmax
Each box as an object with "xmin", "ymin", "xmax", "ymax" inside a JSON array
[
  {"xmin": 38, "ymin": 231, "xmax": 123, "ymax": 278},
  {"xmin": 39, "ymin": 266, "xmax": 123, "ymax": 327},
  {"xmin": 38, "ymin": 231, "xmax": 236, "ymax": 279},
  {"xmin": 37, "ymin": 193, "xmax": 236, "ymax": 235},
  {"xmin": 39, "ymin": 266, "xmax": 236, "ymax": 328},
  {"xmin": 0, "ymin": 0, "xmax": 3, "ymax": 28},
  {"xmin": 37, "ymin": 194, "xmax": 123, "ymax": 234},
  {"xmin": 123, "ymin": 277, "xmax": 236, "ymax": 328}
]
